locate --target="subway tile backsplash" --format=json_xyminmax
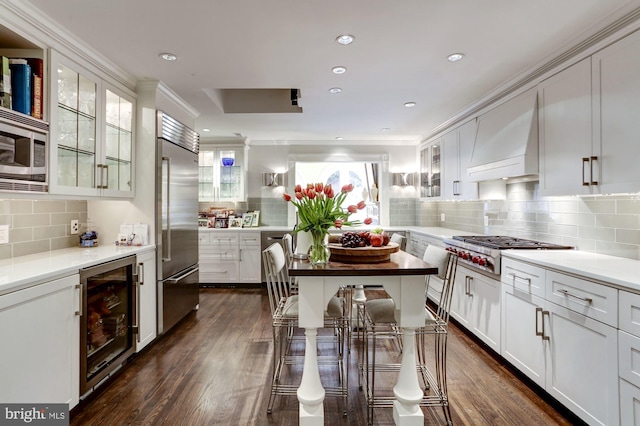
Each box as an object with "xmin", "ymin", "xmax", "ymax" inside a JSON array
[
  {"xmin": 417, "ymin": 182, "xmax": 640, "ymax": 261},
  {"xmin": 0, "ymin": 199, "xmax": 87, "ymax": 260}
]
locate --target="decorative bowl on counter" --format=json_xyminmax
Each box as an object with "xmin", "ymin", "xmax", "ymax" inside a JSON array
[{"xmin": 327, "ymin": 242, "xmax": 399, "ymax": 263}]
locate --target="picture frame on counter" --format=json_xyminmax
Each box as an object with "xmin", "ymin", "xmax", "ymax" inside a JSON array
[
  {"xmin": 214, "ymin": 218, "xmax": 228, "ymax": 228},
  {"xmin": 242, "ymin": 213, "xmax": 254, "ymax": 228},
  {"xmin": 229, "ymin": 218, "xmax": 243, "ymax": 228},
  {"xmin": 251, "ymin": 211, "xmax": 260, "ymax": 227}
]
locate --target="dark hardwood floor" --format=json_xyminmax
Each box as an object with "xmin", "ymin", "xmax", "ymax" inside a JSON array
[{"xmin": 71, "ymin": 288, "xmax": 579, "ymax": 425}]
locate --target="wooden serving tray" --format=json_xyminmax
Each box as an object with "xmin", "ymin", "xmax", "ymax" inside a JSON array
[{"xmin": 328, "ymin": 242, "xmax": 399, "ymax": 263}]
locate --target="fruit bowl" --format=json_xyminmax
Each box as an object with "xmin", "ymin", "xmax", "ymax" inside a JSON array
[{"xmin": 328, "ymin": 242, "xmax": 399, "ymax": 263}]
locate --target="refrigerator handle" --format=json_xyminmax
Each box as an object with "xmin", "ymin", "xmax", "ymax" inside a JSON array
[
  {"xmin": 162, "ymin": 156, "xmax": 172, "ymax": 262},
  {"xmin": 166, "ymin": 266, "xmax": 199, "ymax": 283}
]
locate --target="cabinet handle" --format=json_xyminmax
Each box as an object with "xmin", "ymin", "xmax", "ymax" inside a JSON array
[
  {"xmin": 582, "ymin": 157, "xmax": 590, "ymax": 186},
  {"xmin": 453, "ymin": 180, "xmax": 460, "ymax": 196},
  {"xmin": 465, "ymin": 276, "xmax": 472, "ymax": 296},
  {"xmin": 557, "ymin": 289, "xmax": 593, "ymax": 304},
  {"xmin": 590, "ymin": 156, "xmax": 598, "ymax": 185},
  {"xmin": 75, "ymin": 283, "xmax": 83, "ymax": 316},
  {"xmin": 97, "ymin": 164, "xmax": 108, "ymax": 189},
  {"xmin": 541, "ymin": 310, "xmax": 550, "ymax": 341},
  {"xmin": 535, "ymin": 307, "xmax": 543, "ymax": 337},
  {"xmin": 138, "ymin": 263, "xmax": 145, "ymax": 286},
  {"xmin": 239, "ymin": 249, "xmax": 242, "ymax": 261},
  {"xmin": 135, "ymin": 264, "xmax": 141, "ymax": 342},
  {"xmin": 509, "ymin": 272, "xmax": 531, "ymax": 287}
]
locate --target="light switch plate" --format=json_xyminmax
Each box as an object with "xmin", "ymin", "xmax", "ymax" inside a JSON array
[
  {"xmin": 0, "ymin": 224, "xmax": 9, "ymax": 244},
  {"xmin": 484, "ymin": 215, "xmax": 490, "ymax": 227},
  {"xmin": 440, "ymin": 213, "xmax": 446, "ymax": 222}
]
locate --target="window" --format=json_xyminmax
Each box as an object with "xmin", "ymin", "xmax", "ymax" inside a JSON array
[{"xmin": 295, "ymin": 161, "xmax": 379, "ymax": 225}]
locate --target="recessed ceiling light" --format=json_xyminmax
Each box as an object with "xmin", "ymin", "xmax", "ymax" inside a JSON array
[
  {"xmin": 159, "ymin": 52, "xmax": 177, "ymax": 61},
  {"xmin": 381, "ymin": 128, "xmax": 390, "ymax": 132},
  {"xmin": 329, "ymin": 87, "xmax": 342, "ymax": 94},
  {"xmin": 336, "ymin": 34, "xmax": 355, "ymax": 45},
  {"xmin": 335, "ymin": 137, "xmax": 344, "ymax": 140},
  {"xmin": 202, "ymin": 128, "xmax": 210, "ymax": 132},
  {"xmin": 332, "ymin": 66, "xmax": 347, "ymax": 74},
  {"xmin": 447, "ymin": 53, "xmax": 465, "ymax": 62},
  {"xmin": 404, "ymin": 101, "xmax": 416, "ymax": 108}
]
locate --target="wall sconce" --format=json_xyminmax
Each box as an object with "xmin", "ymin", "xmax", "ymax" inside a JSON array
[
  {"xmin": 262, "ymin": 172, "xmax": 284, "ymax": 187},
  {"xmin": 392, "ymin": 172, "xmax": 415, "ymax": 186}
]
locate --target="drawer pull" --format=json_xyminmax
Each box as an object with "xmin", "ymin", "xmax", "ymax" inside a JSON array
[
  {"xmin": 509, "ymin": 272, "xmax": 531, "ymax": 285},
  {"xmin": 557, "ymin": 289, "xmax": 593, "ymax": 304}
]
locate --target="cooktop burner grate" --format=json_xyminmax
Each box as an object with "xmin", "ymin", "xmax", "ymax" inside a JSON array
[{"xmin": 451, "ymin": 235, "xmax": 574, "ymax": 250}]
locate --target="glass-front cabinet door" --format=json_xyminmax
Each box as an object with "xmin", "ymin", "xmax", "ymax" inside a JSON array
[
  {"xmin": 104, "ymin": 88, "xmax": 133, "ymax": 192},
  {"xmin": 419, "ymin": 140, "xmax": 441, "ymax": 199},
  {"xmin": 56, "ymin": 63, "xmax": 97, "ymax": 190},
  {"xmin": 198, "ymin": 146, "xmax": 245, "ymax": 202},
  {"xmin": 50, "ymin": 51, "xmax": 135, "ymax": 197}
]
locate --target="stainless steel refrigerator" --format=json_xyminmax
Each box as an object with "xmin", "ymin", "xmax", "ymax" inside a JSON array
[{"xmin": 156, "ymin": 111, "xmax": 200, "ymax": 334}]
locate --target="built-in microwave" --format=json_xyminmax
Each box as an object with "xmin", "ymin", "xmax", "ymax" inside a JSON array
[{"xmin": 0, "ymin": 112, "xmax": 48, "ymax": 192}]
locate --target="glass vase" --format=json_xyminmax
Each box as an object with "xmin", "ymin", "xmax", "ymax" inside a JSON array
[{"xmin": 309, "ymin": 230, "xmax": 331, "ymax": 265}]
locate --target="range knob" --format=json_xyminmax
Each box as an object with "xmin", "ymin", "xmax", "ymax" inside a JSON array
[
  {"xmin": 478, "ymin": 257, "xmax": 488, "ymax": 266},
  {"xmin": 472, "ymin": 256, "xmax": 480, "ymax": 264}
]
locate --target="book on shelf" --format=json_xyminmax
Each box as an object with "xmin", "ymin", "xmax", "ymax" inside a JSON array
[
  {"xmin": 26, "ymin": 58, "xmax": 43, "ymax": 119},
  {"xmin": 8, "ymin": 59, "xmax": 31, "ymax": 115},
  {"xmin": 0, "ymin": 56, "xmax": 11, "ymax": 109}
]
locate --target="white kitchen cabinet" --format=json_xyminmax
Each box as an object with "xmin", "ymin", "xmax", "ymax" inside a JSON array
[
  {"xmin": 500, "ymin": 258, "xmax": 619, "ymax": 426},
  {"xmin": 544, "ymin": 300, "xmax": 618, "ymax": 426},
  {"xmin": 620, "ymin": 378, "xmax": 640, "ymax": 426},
  {"xmin": 619, "ymin": 291, "xmax": 640, "ymax": 424},
  {"xmin": 501, "ymin": 285, "xmax": 546, "ymax": 388},
  {"xmin": 239, "ymin": 232, "xmax": 261, "ymax": 283},
  {"xmin": 199, "ymin": 230, "xmax": 239, "ymax": 283},
  {"xmin": 592, "ymin": 29, "xmax": 640, "ymax": 194},
  {"xmin": 199, "ymin": 230, "xmax": 261, "ymax": 284},
  {"xmin": 441, "ymin": 120, "xmax": 478, "ymax": 200},
  {"xmin": 0, "ymin": 274, "xmax": 80, "ymax": 408},
  {"xmin": 406, "ymin": 232, "xmax": 430, "ymax": 259},
  {"xmin": 450, "ymin": 266, "xmax": 501, "ymax": 352},
  {"xmin": 49, "ymin": 50, "xmax": 135, "ymax": 197},
  {"xmin": 135, "ymin": 249, "xmax": 156, "ymax": 352},
  {"xmin": 538, "ymin": 58, "xmax": 593, "ymax": 196},
  {"xmin": 199, "ymin": 145, "xmax": 246, "ymax": 202}
]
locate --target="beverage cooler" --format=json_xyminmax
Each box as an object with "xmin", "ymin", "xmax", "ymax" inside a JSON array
[{"xmin": 79, "ymin": 256, "xmax": 138, "ymax": 394}]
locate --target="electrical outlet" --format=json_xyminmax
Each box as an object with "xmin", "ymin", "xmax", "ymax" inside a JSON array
[
  {"xmin": 71, "ymin": 220, "xmax": 79, "ymax": 235},
  {"xmin": 440, "ymin": 213, "xmax": 446, "ymax": 222},
  {"xmin": 0, "ymin": 224, "xmax": 8, "ymax": 244}
]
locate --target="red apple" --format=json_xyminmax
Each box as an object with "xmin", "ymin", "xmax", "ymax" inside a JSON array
[
  {"xmin": 370, "ymin": 233, "xmax": 384, "ymax": 247},
  {"xmin": 382, "ymin": 231, "xmax": 390, "ymax": 246}
]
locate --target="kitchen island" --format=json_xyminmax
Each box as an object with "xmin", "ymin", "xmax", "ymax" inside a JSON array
[{"xmin": 289, "ymin": 251, "xmax": 437, "ymax": 425}]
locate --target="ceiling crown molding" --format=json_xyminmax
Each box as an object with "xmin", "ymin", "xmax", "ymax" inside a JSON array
[{"xmin": 2, "ymin": 0, "xmax": 137, "ymax": 90}]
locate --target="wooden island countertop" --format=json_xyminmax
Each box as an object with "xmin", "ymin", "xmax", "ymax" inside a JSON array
[{"xmin": 288, "ymin": 250, "xmax": 438, "ymax": 277}]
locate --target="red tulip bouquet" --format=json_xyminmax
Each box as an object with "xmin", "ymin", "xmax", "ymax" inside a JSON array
[{"xmin": 283, "ymin": 182, "xmax": 371, "ymax": 264}]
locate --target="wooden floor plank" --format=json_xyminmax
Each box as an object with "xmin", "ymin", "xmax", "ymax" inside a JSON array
[{"xmin": 71, "ymin": 288, "xmax": 581, "ymax": 425}]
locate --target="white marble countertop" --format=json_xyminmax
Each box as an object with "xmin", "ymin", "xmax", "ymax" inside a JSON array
[
  {"xmin": 0, "ymin": 245, "xmax": 155, "ymax": 297},
  {"xmin": 502, "ymin": 249, "xmax": 640, "ymax": 293}
]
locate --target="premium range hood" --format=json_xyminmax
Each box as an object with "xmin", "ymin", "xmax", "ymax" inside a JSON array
[{"xmin": 467, "ymin": 88, "xmax": 538, "ymax": 182}]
